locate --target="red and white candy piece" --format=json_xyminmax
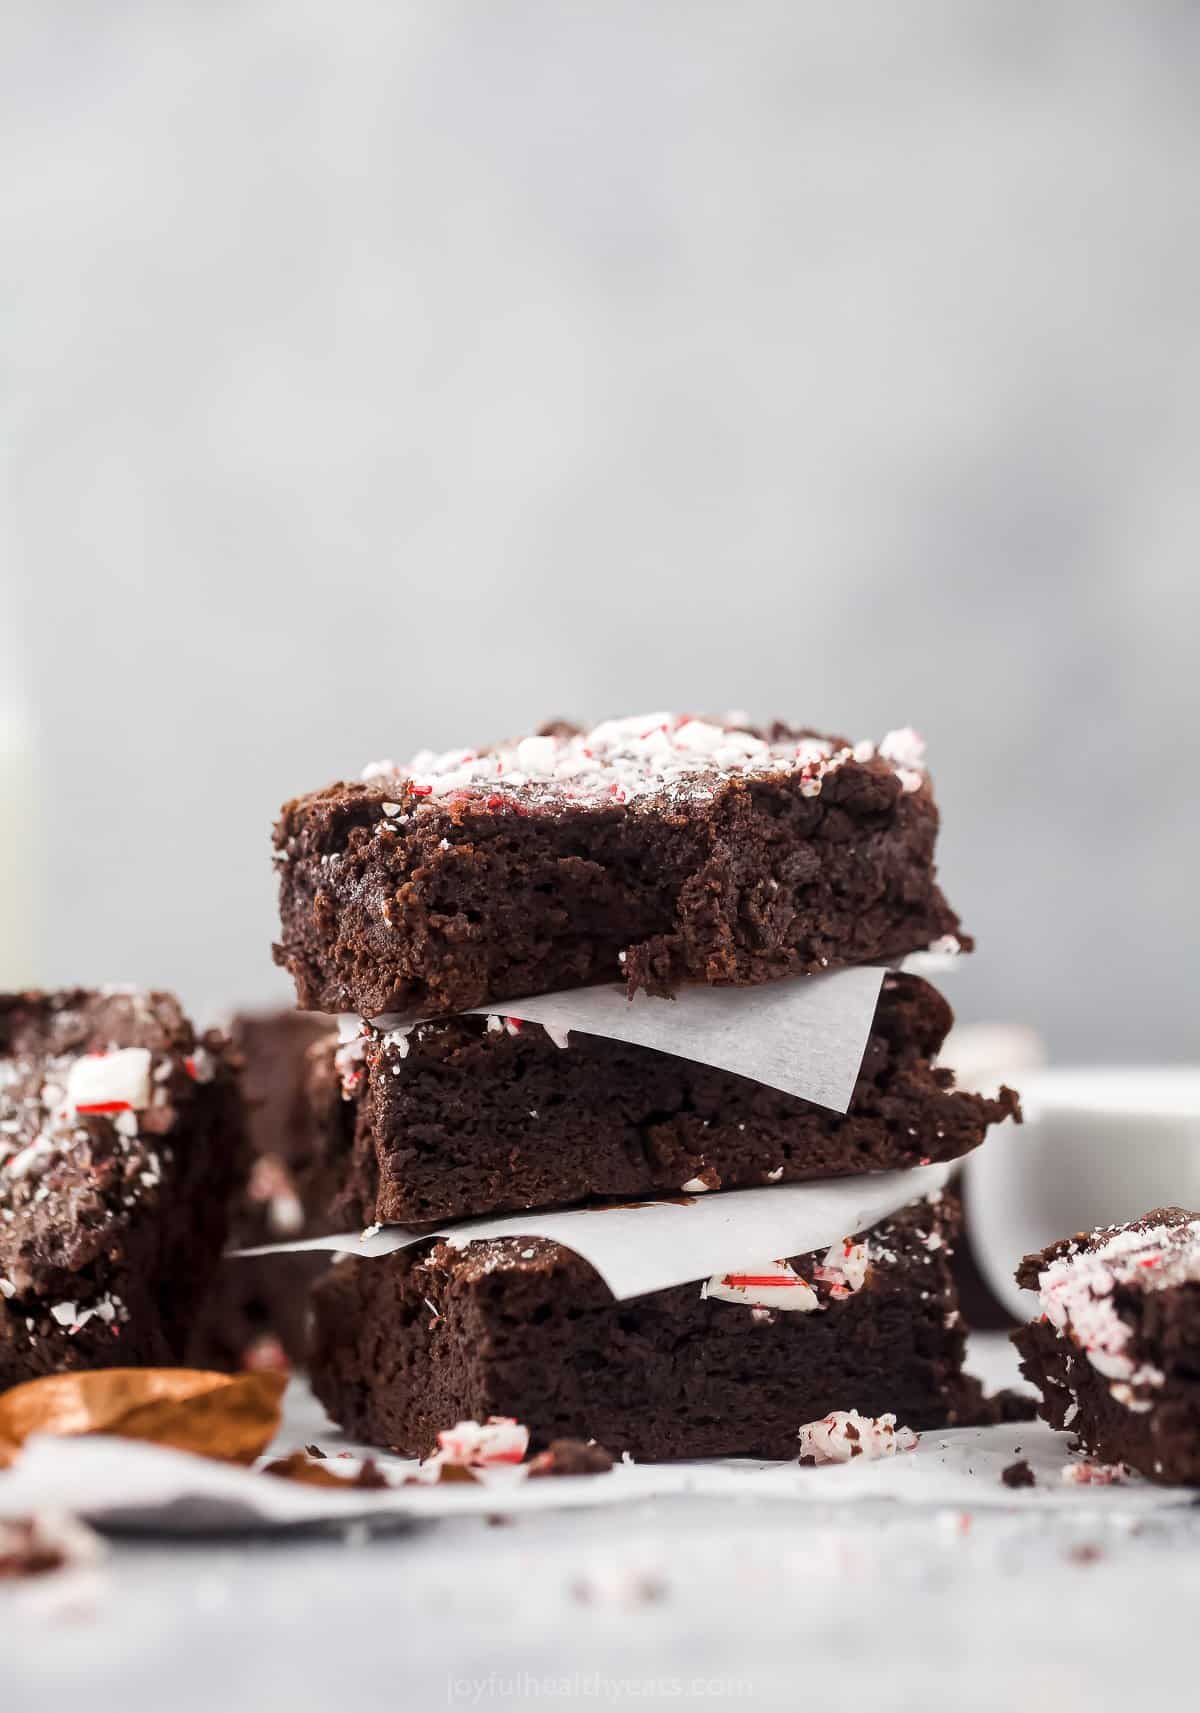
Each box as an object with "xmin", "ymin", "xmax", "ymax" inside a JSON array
[
  {"xmin": 813, "ymin": 1240, "xmax": 871, "ymax": 1300},
  {"xmin": 430, "ymin": 1416, "xmax": 530, "ymax": 1468},
  {"xmin": 1060, "ymin": 1459, "xmax": 1130, "ymax": 1486},
  {"xmin": 798, "ymin": 1410, "xmax": 918, "ymax": 1465},
  {"xmin": 703, "ymin": 1261, "xmax": 820, "ymax": 1312},
  {"xmin": 65, "ymin": 1048, "xmax": 152, "ymax": 1116}
]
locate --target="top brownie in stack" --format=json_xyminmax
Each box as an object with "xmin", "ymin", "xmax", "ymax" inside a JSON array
[
  {"xmin": 0, "ymin": 989, "xmax": 244, "ymax": 1389},
  {"xmin": 274, "ymin": 714, "xmax": 968, "ymax": 1019}
]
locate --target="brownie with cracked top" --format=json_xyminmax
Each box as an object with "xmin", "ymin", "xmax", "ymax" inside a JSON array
[
  {"xmin": 1013, "ymin": 1208, "xmax": 1200, "ymax": 1485},
  {"xmin": 0, "ymin": 989, "xmax": 244, "ymax": 1390},
  {"xmin": 319, "ymin": 973, "xmax": 1017, "ymax": 1229},
  {"xmin": 274, "ymin": 713, "xmax": 968, "ymax": 1019},
  {"xmin": 310, "ymin": 1193, "xmax": 984, "ymax": 1460}
]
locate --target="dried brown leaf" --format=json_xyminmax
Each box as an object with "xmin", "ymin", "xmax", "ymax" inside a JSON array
[
  {"xmin": 109, "ymin": 1372, "xmax": 287, "ymax": 1464},
  {"xmin": 0, "ymin": 1368, "xmax": 286, "ymax": 1466},
  {"xmin": 0, "ymin": 1368, "xmax": 231, "ymax": 1453}
]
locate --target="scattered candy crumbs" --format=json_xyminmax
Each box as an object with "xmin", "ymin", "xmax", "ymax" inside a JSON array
[
  {"xmin": 361, "ymin": 714, "xmax": 929, "ymax": 812},
  {"xmin": 1061, "ymin": 1460, "xmax": 1132, "ymax": 1486},
  {"xmin": 427, "ymin": 1416, "xmax": 530, "ymax": 1470},
  {"xmin": 797, "ymin": 1411, "xmax": 919, "ymax": 1465}
]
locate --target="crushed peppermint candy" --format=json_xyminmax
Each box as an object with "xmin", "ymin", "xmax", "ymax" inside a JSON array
[
  {"xmin": 427, "ymin": 1417, "xmax": 530, "ymax": 1469},
  {"xmin": 813, "ymin": 1240, "xmax": 871, "ymax": 1298},
  {"xmin": 1033, "ymin": 1217, "xmax": 1200, "ymax": 1404},
  {"xmin": 703, "ymin": 1262, "xmax": 820, "ymax": 1312},
  {"xmin": 704, "ymin": 1241, "xmax": 873, "ymax": 1312},
  {"xmin": 360, "ymin": 714, "xmax": 928, "ymax": 812},
  {"xmin": 1061, "ymin": 1460, "xmax": 1131, "ymax": 1486},
  {"xmin": 798, "ymin": 1411, "xmax": 919, "ymax": 1464},
  {"xmin": 65, "ymin": 1048, "xmax": 153, "ymax": 1116}
]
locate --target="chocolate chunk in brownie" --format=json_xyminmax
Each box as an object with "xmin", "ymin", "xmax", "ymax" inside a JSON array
[
  {"xmin": 274, "ymin": 714, "xmax": 967, "ymax": 1019},
  {"xmin": 317, "ymin": 972, "xmax": 1016, "ymax": 1229},
  {"xmin": 1012, "ymin": 1207, "xmax": 1200, "ymax": 1485},
  {"xmin": 310, "ymin": 1193, "xmax": 978, "ymax": 1461},
  {"xmin": 0, "ymin": 989, "xmax": 245, "ymax": 1390},
  {"xmin": 188, "ymin": 1010, "xmax": 339, "ymax": 1371}
]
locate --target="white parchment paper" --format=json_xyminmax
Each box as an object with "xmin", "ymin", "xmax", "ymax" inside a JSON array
[
  {"xmin": 0, "ymin": 1359, "xmax": 1188, "ymax": 1535},
  {"xmin": 239, "ymin": 1164, "xmax": 953, "ymax": 1301},
  {"xmin": 442, "ymin": 966, "xmax": 889, "ymax": 1114}
]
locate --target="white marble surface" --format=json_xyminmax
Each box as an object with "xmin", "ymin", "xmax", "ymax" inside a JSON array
[{"xmin": 2, "ymin": 1336, "xmax": 1197, "ymax": 1710}]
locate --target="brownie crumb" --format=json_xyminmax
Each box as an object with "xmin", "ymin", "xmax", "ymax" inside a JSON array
[
  {"xmin": 951, "ymin": 1377, "xmax": 1038, "ymax": 1427},
  {"xmin": 261, "ymin": 1450, "xmax": 390, "ymax": 1490},
  {"xmin": 1001, "ymin": 1458, "xmax": 1036, "ymax": 1489},
  {"xmin": 526, "ymin": 1439, "xmax": 615, "ymax": 1479},
  {"xmin": 0, "ymin": 1514, "xmax": 102, "ymax": 1580}
]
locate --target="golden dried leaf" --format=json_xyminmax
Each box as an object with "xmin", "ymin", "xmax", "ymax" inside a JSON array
[
  {"xmin": 107, "ymin": 1372, "xmax": 287, "ymax": 1464},
  {"xmin": 0, "ymin": 1367, "xmax": 286, "ymax": 1466},
  {"xmin": 0, "ymin": 1368, "xmax": 230, "ymax": 1450}
]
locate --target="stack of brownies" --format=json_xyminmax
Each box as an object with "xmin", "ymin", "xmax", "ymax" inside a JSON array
[{"xmin": 270, "ymin": 713, "xmax": 1019, "ymax": 1459}]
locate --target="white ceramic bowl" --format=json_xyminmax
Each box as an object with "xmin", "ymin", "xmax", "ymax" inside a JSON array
[{"xmin": 964, "ymin": 1066, "xmax": 1200, "ymax": 1321}]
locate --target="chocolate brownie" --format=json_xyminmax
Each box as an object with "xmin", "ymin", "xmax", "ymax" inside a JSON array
[
  {"xmin": 274, "ymin": 714, "xmax": 968, "ymax": 1019},
  {"xmin": 0, "ymin": 989, "xmax": 244, "ymax": 1390},
  {"xmin": 310, "ymin": 1193, "xmax": 978, "ymax": 1460},
  {"xmin": 1013, "ymin": 1208, "xmax": 1200, "ymax": 1485},
  {"xmin": 189, "ymin": 1010, "xmax": 337, "ymax": 1370},
  {"xmin": 321, "ymin": 973, "xmax": 1017, "ymax": 1229}
]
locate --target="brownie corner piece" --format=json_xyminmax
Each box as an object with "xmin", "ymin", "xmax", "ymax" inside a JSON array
[
  {"xmin": 309, "ymin": 1191, "xmax": 973, "ymax": 1461},
  {"xmin": 1012, "ymin": 1206, "xmax": 1200, "ymax": 1484},
  {"xmin": 273, "ymin": 713, "xmax": 968, "ymax": 1018},
  {"xmin": 0, "ymin": 988, "xmax": 246, "ymax": 1389}
]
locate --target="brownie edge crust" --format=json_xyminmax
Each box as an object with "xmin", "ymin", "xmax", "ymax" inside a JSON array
[
  {"xmin": 310, "ymin": 1194, "xmax": 978, "ymax": 1461},
  {"xmin": 274, "ymin": 714, "xmax": 968, "ymax": 1018}
]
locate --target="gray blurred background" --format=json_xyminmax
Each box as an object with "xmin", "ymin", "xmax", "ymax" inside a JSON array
[{"xmin": 3, "ymin": 1, "xmax": 1197, "ymax": 1057}]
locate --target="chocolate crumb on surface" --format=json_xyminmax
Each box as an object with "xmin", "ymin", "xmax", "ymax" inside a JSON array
[
  {"xmin": 1001, "ymin": 1458, "xmax": 1036, "ymax": 1489},
  {"xmin": 526, "ymin": 1439, "xmax": 615, "ymax": 1478}
]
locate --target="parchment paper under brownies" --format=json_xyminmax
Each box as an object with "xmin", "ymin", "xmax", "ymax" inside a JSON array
[
  {"xmin": 274, "ymin": 714, "xmax": 967, "ymax": 1019},
  {"xmin": 0, "ymin": 989, "xmax": 244, "ymax": 1390},
  {"xmin": 320, "ymin": 972, "xmax": 1017, "ymax": 1228}
]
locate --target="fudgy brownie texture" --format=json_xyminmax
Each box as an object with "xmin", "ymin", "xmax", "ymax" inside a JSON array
[
  {"xmin": 188, "ymin": 1010, "xmax": 338, "ymax": 1371},
  {"xmin": 321, "ymin": 973, "xmax": 1018, "ymax": 1229},
  {"xmin": 1012, "ymin": 1208, "xmax": 1200, "ymax": 1485},
  {"xmin": 310, "ymin": 1193, "xmax": 980, "ymax": 1460},
  {"xmin": 274, "ymin": 714, "xmax": 968, "ymax": 1019},
  {"xmin": 0, "ymin": 990, "xmax": 245, "ymax": 1391}
]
